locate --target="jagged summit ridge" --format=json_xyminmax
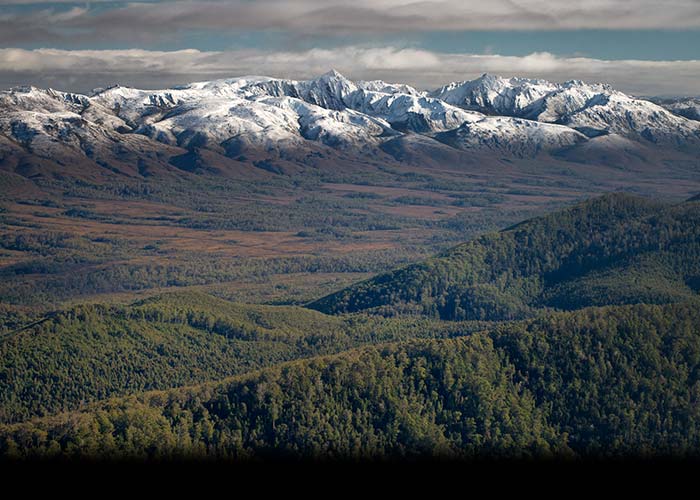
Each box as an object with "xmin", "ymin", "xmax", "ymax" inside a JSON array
[{"xmin": 429, "ymin": 73, "xmax": 559, "ymax": 116}]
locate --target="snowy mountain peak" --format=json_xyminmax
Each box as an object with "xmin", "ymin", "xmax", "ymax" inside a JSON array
[
  {"xmin": 318, "ymin": 68, "xmax": 346, "ymax": 80},
  {"xmin": 356, "ymin": 80, "xmax": 422, "ymax": 96},
  {"xmin": 306, "ymin": 69, "xmax": 358, "ymax": 108},
  {"xmin": 91, "ymin": 83, "xmax": 127, "ymax": 96},
  {"xmin": 429, "ymin": 74, "xmax": 559, "ymax": 116}
]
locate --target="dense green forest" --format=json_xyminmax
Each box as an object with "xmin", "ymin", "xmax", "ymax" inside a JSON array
[
  {"xmin": 310, "ymin": 194, "xmax": 700, "ymax": 320},
  {"xmin": 2, "ymin": 302, "xmax": 699, "ymax": 459},
  {"xmin": 0, "ymin": 291, "xmax": 490, "ymax": 424}
]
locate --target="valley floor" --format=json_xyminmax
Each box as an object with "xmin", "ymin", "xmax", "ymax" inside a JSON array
[
  {"xmin": 1, "ymin": 167, "xmax": 700, "ymax": 460},
  {"xmin": 2, "ymin": 157, "xmax": 698, "ymax": 311}
]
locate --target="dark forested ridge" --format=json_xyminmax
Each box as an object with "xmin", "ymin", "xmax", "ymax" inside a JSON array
[
  {"xmin": 310, "ymin": 193, "xmax": 700, "ymax": 320},
  {"xmin": 2, "ymin": 302, "xmax": 699, "ymax": 460}
]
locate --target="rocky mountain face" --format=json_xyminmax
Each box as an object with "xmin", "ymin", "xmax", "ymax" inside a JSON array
[
  {"xmin": 652, "ymin": 96, "xmax": 700, "ymax": 122},
  {"xmin": 1, "ymin": 71, "xmax": 699, "ymax": 180}
]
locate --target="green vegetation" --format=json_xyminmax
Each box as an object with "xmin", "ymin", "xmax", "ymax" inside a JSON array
[
  {"xmin": 2, "ymin": 191, "xmax": 700, "ymax": 460},
  {"xmin": 2, "ymin": 302, "xmax": 698, "ymax": 459},
  {"xmin": 0, "ymin": 291, "xmax": 489, "ymax": 424},
  {"xmin": 0, "ymin": 249, "xmax": 432, "ymax": 308},
  {"xmin": 311, "ymin": 194, "xmax": 700, "ymax": 320}
]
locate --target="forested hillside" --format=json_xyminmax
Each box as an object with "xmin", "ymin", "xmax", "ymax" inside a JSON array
[
  {"xmin": 2, "ymin": 302, "xmax": 699, "ymax": 459},
  {"xmin": 310, "ymin": 194, "xmax": 700, "ymax": 320},
  {"xmin": 0, "ymin": 291, "xmax": 488, "ymax": 424}
]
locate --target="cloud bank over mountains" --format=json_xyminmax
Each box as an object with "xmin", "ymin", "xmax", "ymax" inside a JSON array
[{"xmin": 1, "ymin": 46, "xmax": 698, "ymax": 96}]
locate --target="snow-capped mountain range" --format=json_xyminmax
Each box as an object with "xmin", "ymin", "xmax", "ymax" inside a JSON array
[{"xmin": 1, "ymin": 70, "xmax": 698, "ymax": 179}]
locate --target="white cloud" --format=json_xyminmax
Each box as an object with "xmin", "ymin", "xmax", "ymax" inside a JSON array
[{"xmin": 0, "ymin": 46, "xmax": 698, "ymax": 96}]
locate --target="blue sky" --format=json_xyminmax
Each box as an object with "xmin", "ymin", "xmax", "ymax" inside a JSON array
[{"xmin": 0, "ymin": 1, "xmax": 698, "ymax": 94}]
